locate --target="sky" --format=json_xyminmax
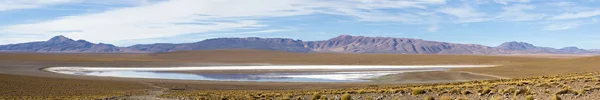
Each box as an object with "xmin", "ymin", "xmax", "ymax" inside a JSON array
[{"xmin": 0, "ymin": 0, "xmax": 600, "ymax": 49}]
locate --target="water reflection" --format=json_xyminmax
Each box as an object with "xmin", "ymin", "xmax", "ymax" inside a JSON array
[{"xmin": 73, "ymin": 70, "xmax": 443, "ymax": 82}]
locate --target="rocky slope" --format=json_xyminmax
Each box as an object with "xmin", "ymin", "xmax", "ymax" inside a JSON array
[{"xmin": 305, "ymin": 35, "xmax": 503, "ymax": 54}]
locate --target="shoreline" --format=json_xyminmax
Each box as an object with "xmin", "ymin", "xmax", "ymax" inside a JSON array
[
  {"xmin": 45, "ymin": 65, "xmax": 497, "ymax": 71},
  {"xmin": 43, "ymin": 65, "xmax": 497, "ymax": 83}
]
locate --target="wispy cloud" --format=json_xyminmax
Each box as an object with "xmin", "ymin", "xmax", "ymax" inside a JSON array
[
  {"xmin": 427, "ymin": 24, "xmax": 439, "ymax": 32},
  {"xmin": 497, "ymin": 4, "xmax": 545, "ymax": 21},
  {"xmin": 549, "ymin": 10, "xmax": 600, "ymax": 20},
  {"xmin": 543, "ymin": 21, "xmax": 585, "ymax": 31},
  {"xmin": 0, "ymin": 0, "xmax": 314, "ymax": 43},
  {"xmin": 2, "ymin": 0, "xmax": 600, "ymax": 48},
  {"xmin": 0, "ymin": 0, "xmax": 451, "ymax": 45},
  {"xmin": 436, "ymin": 5, "xmax": 491, "ymax": 23}
]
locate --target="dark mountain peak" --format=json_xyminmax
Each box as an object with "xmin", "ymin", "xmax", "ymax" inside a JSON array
[
  {"xmin": 47, "ymin": 35, "xmax": 74, "ymax": 42},
  {"xmin": 497, "ymin": 41, "xmax": 537, "ymax": 50}
]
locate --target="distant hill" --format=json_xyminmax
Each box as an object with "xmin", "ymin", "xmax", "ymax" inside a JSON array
[
  {"xmin": 0, "ymin": 35, "xmax": 597, "ymax": 54},
  {"xmin": 0, "ymin": 36, "xmax": 140, "ymax": 53},
  {"xmin": 495, "ymin": 41, "xmax": 594, "ymax": 54},
  {"xmin": 129, "ymin": 37, "xmax": 311, "ymax": 53}
]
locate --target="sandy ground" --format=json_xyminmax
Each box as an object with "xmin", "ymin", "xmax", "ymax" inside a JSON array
[{"xmin": 0, "ymin": 61, "xmax": 504, "ymax": 90}]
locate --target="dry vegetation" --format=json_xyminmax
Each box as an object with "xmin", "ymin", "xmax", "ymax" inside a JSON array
[
  {"xmin": 0, "ymin": 74, "xmax": 150, "ymax": 100},
  {"xmin": 159, "ymin": 72, "xmax": 600, "ymax": 100}
]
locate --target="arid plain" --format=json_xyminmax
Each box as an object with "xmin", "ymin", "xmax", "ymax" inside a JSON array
[{"xmin": 1, "ymin": 50, "xmax": 599, "ymax": 100}]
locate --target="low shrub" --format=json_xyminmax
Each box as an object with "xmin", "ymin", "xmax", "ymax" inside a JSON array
[
  {"xmin": 412, "ymin": 88, "xmax": 426, "ymax": 95},
  {"xmin": 490, "ymin": 97, "xmax": 502, "ymax": 100},
  {"xmin": 319, "ymin": 95, "xmax": 328, "ymax": 100},
  {"xmin": 341, "ymin": 93, "xmax": 351, "ymax": 100},
  {"xmin": 424, "ymin": 96, "xmax": 435, "ymax": 100},
  {"xmin": 461, "ymin": 90, "xmax": 471, "ymax": 95},
  {"xmin": 555, "ymin": 89, "xmax": 577, "ymax": 95},
  {"xmin": 311, "ymin": 93, "xmax": 320, "ymax": 100},
  {"xmin": 552, "ymin": 95, "xmax": 561, "ymax": 100},
  {"xmin": 525, "ymin": 95, "xmax": 534, "ymax": 100},
  {"xmin": 440, "ymin": 96, "xmax": 452, "ymax": 100}
]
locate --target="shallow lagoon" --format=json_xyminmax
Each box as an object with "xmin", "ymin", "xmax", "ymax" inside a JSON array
[{"xmin": 45, "ymin": 65, "xmax": 494, "ymax": 82}]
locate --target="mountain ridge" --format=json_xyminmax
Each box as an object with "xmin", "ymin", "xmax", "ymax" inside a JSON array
[{"xmin": 0, "ymin": 35, "xmax": 596, "ymax": 54}]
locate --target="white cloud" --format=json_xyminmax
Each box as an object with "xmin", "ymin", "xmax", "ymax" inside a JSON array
[
  {"xmin": 436, "ymin": 5, "xmax": 491, "ymax": 23},
  {"xmin": 543, "ymin": 21, "xmax": 585, "ymax": 31},
  {"xmin": 549, "ymin": 10, "xmax": 600, "ymax": 20},
  {"xmin": 316, "ymin": 0, "xmax": 445, "ymax": 23},
  {"xmin": 0, "ymin": 0, "xmax": 74, "ymax": 11},
  {"xmin": 426, "ymin": 24, "xmax": 439, "ymax": 32},
  {"xmin": 497, "ymin": 4, "xmax": 545, "ymax": 21},
  {"xmin": 0, "ymin": 0, "xmax": 450, "ymax": 45}
]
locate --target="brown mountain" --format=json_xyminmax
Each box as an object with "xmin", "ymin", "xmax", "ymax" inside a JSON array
[{"xmin": 305, "ymin": 35, "xmax": 502, "ymax": 54}]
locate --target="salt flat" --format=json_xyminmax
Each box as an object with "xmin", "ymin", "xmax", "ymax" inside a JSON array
[
  {"xmin": 46, "ymin": 65, "xmax": 496, "ymax": 71},
  {"xmin": 44, "ymin": 65, "xmax": 496, "ymax": 82}
]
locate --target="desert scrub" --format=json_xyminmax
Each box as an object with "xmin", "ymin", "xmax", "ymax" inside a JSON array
[
  {"xmin": 461, "ymin": 90, "xmax": 471, "ymax": 95},
  {"xmin": 525, "ymin": 95, "xmax": 534, "ymax": 100},
  {"xmin": 577, "ymin": 89, "xmax": 586, "ymax": 96},
  {"xmin": 319, "ymin": 95, "xmax": 328, "ymax": 100},
  {"xmin": 424, "ymin": 96, "xmax": 435, "ymax": 100},
  {"xmin": 365, "ymin": 96, "xmax": 373, "ymax": 100},
  {"xmin": 535, "ymin": 83, "xmax": 551, "ymax": 88},
  {"xmin": 480, "ymin": 87, "xmax": 492, "ymax": 95},
  {"xmin": 502, "ymin": 87, "xmax": 516, "ymax": 95},
  {"xmin": 450, "ymin": 87, "xmax": 461, "ymax": 95},
  {"xmin": 552, "ymin": 95, "xmax": 561, "ymax": 100},
  {"xmin": 455, "ymin": 97, "xmax": 469, "ymax": 100},
  {"xmin": 357, "ymin": 90, "xmax": 365, "ymax": 94},
  {"xmin": 411, "ymin": 88, "xmax": 426, "ymax": 95},
  {"xmin": 490, "ymin": 97, "xmax": 502, "ymax": 100},
  {"xmin": 440, "ymin": 96, "xmax": 452, "ymax": 100},
  {"xmin": 513, "ymin": 89, "xmax": 525, "ymax": 96},
  {"xmin": 555, "ymin": 88, "xmax": 577, "ymax": 95},
  {"xmin": 340, "ymin": 93, "xmax": 351, "ymax": 100},
  {"xmin": 311, "ymin": 93, "xmax": 321, "ymax": 100}
]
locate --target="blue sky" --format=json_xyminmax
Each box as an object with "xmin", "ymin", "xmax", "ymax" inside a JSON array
[{"xmin": 1, "ymin": 0, "xmax": 600, "ymax": 49}]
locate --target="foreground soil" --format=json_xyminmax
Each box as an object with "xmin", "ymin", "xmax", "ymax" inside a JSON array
[
  {"xmin": 0, "ymin": 74, "xmax": 149, "ymax": 100},
  {"xmin": 161, "ymin": 72, "xmax": 600, "ymax": 100}
]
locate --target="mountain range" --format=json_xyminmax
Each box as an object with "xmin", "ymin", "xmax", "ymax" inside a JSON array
[{"xmin": 0, "ymin": 35, "xmax": 596, "ymax": 55}]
